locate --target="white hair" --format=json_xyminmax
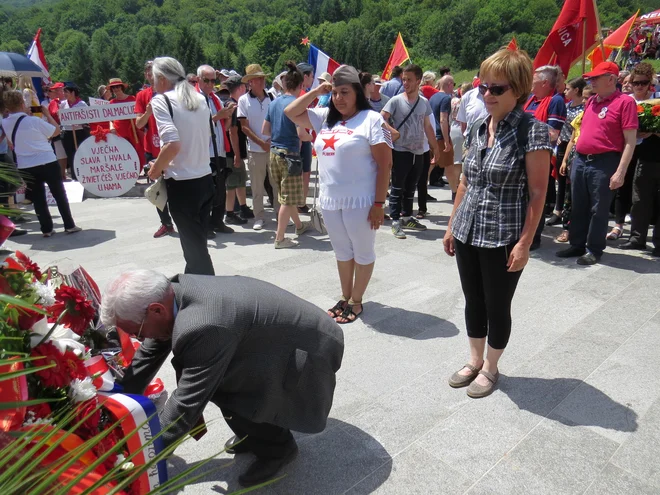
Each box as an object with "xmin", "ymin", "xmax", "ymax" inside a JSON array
[
  {"xmin": 535, "ymin": 65, "xmax": 561, "ymax": 88},
  {"xmin": 422, "ymin": 71, "xmax": 436, "ymax": 85},
  {"xmin": 152, "ymin": 56, "xmax": 200, "ymax": 111},
  {"xmin": 100, "ymin": 270, "xmax": 171, "ymax": 326},
  {"xmin": 197, "ymin": 64, "xmax": 215, "ymax": 78}
]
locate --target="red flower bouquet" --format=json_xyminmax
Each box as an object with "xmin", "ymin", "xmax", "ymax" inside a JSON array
[{"xmin": 637, "ymin": 99, "xmax": 660, "ymax": 133}]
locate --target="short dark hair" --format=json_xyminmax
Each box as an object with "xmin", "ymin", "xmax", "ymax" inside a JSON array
[
  {"xmin": 359, "ymin": 71, "xmax": 372, "ymax": 89},
  {"xmin": 326, "ymin": 83, "xmax": 372, "ymax": 128},
  {"xmin": 566, "ymin": 77, "xmax": 587, "ymax": 96},
  {"xmin": 391, "ymin": 66, "xmax": 403, "ymax": 79},
  {"xmin": 403, "ymin": 64, "xmax": 423, "ymax": 80},
  {"xmin": 439, "ymin": 66, "xmax": 451, "ymax": 77},
  {"xmin": 283, "ymin": 61, "xmax": 304, "ymax": 91}
]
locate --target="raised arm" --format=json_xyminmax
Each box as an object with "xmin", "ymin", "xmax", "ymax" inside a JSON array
[{"xmin": 285, "ymin": 83, "xmax": 331, "ymax": 129}]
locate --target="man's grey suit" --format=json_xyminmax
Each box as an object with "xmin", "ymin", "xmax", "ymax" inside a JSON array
[{"xmin": 120, "ymin": 274, "xmax": 345, "ymax": 447}]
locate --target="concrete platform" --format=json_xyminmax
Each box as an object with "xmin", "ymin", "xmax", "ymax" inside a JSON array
[{"xmin": 6, "ymin": 183, "xmax": 660, "ymax": 494}]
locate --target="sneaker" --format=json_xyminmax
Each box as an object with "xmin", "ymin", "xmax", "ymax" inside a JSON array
[
  {"xmin": 402, "ymin": 217, "xmax": 427, "ymax": 231},
  {"xmin": 556, "ymin": 246, "xmax": 586, "ymax": 258},
  {"xmin": 577, "ymin": 252, "xmax": 599, "ymax": 265},
  {"xmin": 391, "ymin": 221, "xmax": 406, "ymax": 239},
  {"xmin": 240, "ymin": 205, "xmax": 254, "ymax": 219},
  {"xmin": 225, "ymin": 212, "xmax": 248, "ymax": 225},
  {"xmin": 298, "ymin": 205, "xmax": 310, "ymax": 214},
  {"xmin": 65, "ymin": 226, "xmax": 82, "ymax": 234},
  {"xmin": 295, "ymin": 220, "xmax": 312, "ymax": 236},
  {"xmin": 274, "ymin": 237, "xmax": 299, "ymax": 249},
  {"xmin": 625, "ymin": 214, "xmax": 631, "ymax": 224},
  {"xmin": 253, "ymin": 219, "xmax": 265, "ymax": 231},
  {"xmin": 153, "ymin": 224, "xmax": 172, "ymax": 238},
  {"xmin": 42, "ymin": 231, "xmax": 54, "ymax": 238}
]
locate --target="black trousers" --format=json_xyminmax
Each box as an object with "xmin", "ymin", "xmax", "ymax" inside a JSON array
[
  {"xmin": 555, "ymin": 142, "xmax": 569, "ymax": 212},
  {"xmin": 61, "ymin": 129, "xmax": 90, "ymax": 180},
  {"xmin": 613, "ymin": 152, "xmax": 637, "ymax": 224},
  {"xmin": 629, "ymin": 158, "xmax": 660, "ymax": 248},
  {"xmin": 390, "ymin": 150, "xmax": 424, "ymax": 220},
  {"xmin": 429, "ymin": 166, "xmax": 444, "ymax": 185},
  {"xmin": 454, "ymin": 238, "xmax": 523, "ymax": 350},
  {"xmin": 416, "ymin": 151, "xmax": 432, "ymax": 212},
  {"xmin": 23, "ymin": 161, "xmax": 76, "ymax": 234},
  {"xmin": 210, "ymin": 157, "xmax": 227, "ymax": 228},
  {"xmin": 221, "ymin": 408, "xmax": 295, "ymax": 460},
  {"xmin": 165, "ymin": 175, "xmax": 215, "ymax": 275}
]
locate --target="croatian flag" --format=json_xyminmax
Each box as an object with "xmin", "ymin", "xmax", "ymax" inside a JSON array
[
  {"xmin": 307, "ymin": 44, "xmax": 340, "ymax": 88},
  {"xmin": 27, "ymin": 28, "xmax": 50, "ymax": 102}
]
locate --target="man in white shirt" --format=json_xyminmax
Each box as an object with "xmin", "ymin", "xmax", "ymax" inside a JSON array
[
  {"xmin": 197, "ymin": 65, "xmax": 236, "ymax": 237},
  {"xmin": 456, "ymin": 85, "xmax": 488, "ymax": 137},
  {"xmin": 237, "ymin": 64, "xmax": 279, "ymax": 231}
]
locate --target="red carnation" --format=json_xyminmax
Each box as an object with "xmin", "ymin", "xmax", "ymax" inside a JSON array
[
  {"xmin": 75, "ymin": 399, "xmax": 101, "ymax": 438},
  {"xmin": 637, "ymin": 104, "xmax": 645, "ymax": 114},
  {"xmin": 652, "ymin": 105, "xmax": 660, "ymax": 117},
  {"xmin": 26, "ymin": 402, "xmax": 52, "ymax": 420},
  {"xmin": 31, "ymin": 342, "xmax": 70, "ymax": 388},
  {"xmin": 14, "ymin": 251, "xmax": 43, "ymax": 280},
  {"xmin": 15, "ymin": 305, "xmax": 44, "ymax": 331},
  {"xmin": 92, "ymin": 427, "xmax": 121, "ymax": 471},
  {"xmin": 49, "ymin": 286, "xmax": 95, "ymax": 336},
  {"xmin": 62, "ymin": 350, "xmax": 88, "ymax": 380}
]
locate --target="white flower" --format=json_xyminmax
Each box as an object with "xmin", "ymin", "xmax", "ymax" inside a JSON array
[
  {"xmin": 22, "ymin": 410, "xmax": 54, "ymax": 427},
  {"xmin": 30, "ymin": 318, "xmax": 86, "ymax": 354},
  {"xmin": 31, "ymin": 281, "xmax": 55, "ymax": 306},
  {"xmin": 114, "ymin": 454, "xmax": 126, "ymax": 467},
  {"xmin": 68, "ymin": 377, "xmax": 97, "ymax": 403}
]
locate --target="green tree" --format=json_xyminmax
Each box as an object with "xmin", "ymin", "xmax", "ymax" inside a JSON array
[
  {"xmin": 90, "ymin": 28, "xmax": 120, "ymax": 89},
  {"xmin": 0, "ymin": 40, "xmax": 25, "ymax": 54},
  {"xmin": 175, "ymin": 27, "xmax": 205, "ymax": 74},
  {"xmin": 120, "ymin": 44, "xmax": 143, "ymax": 91}
]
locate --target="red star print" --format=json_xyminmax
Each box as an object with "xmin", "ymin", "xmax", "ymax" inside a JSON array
[
  {"xmin": 340, "ymin": 121, "xmax": 347, "ymax": 126},
  {"xmin": 322, "ymin": 135, "xmax": 340, "ymax": 150},
  {"xmin": 301, "ymin": 37, "xmax": 310, "ymax": 46}
]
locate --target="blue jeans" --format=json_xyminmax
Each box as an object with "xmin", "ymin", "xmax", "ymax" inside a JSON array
[{"xmin": 569, "ymin": 152, "xmax": 619, "ymax": 257}]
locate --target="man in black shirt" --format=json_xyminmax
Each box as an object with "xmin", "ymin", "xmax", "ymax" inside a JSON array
[{"xmin": 223, "ymin": 75, "xmax": 254, "ymax": 224}]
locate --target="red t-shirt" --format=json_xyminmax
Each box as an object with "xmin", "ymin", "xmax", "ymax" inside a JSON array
[
  {"xmin": 575, "ymin": 91, "xmax": 638, "ymax": 155},
  {"xmin": 421, "ymin": 85, "xmax": 439, "ymax": 100},
  {"xmin": 48, "ymin": 99, "xmax": 60, "ymax": 125},
  {"xmin": 135, "ymin": 87, "xmax": 160, "ymax": 158},
  {"xmin": 110, "ymin": 95, "xmax": 145, "ymax": 167}
]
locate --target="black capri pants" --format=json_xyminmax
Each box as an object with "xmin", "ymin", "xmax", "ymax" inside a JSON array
[{"xmin": 454, "ymin": 238, "xmax": 524, "ymax": 350}]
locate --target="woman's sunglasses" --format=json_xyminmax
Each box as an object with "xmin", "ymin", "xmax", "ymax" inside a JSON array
[
  {"xmin": 478, "ymin": 83, "xmax": 511, "ymax": 96},
  {"xmin": 202, "ymin": 78, "xmax": 217, "ymax": 84},
  {"xmin": 631, "ymin": 80, "xmax": 651, "ymax": 87}
]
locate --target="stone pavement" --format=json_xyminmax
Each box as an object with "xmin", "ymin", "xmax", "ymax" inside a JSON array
[{"xmin": 6, "ymin": 183, "xmax": 660, "ymax": 495}]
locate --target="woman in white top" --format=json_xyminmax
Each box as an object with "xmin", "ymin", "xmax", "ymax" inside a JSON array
[
  {"xmin": 1, "ymin": 90, "xmax": 81, "ymax": 237},
  {"xmin": 286, "ymin": 65, "xmax": 392, "ymax": 324},
  {"xmin": 147, "ymin": 56, "xmax": 215, "ymax": 276}
]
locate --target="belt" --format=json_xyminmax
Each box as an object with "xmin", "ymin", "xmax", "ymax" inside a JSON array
[
  {"xmin": 577, "ymin": 151, "xmax": 620, "ymax": 162},
  {"xmin": 272, "ymin": 147, "xmax": 300, "ymax": 157}
]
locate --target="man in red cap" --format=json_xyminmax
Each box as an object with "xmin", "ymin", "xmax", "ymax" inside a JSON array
[
  {"xmin": 556, "ymin": 62, "xmax": 638, "ymax": 265},
  {"xmin": 46, "ymin": 82, "xmax": 68, "ymax": 178}
]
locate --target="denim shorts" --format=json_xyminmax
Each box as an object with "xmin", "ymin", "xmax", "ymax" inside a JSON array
[{"xmin": 301, "ymin": 141, "xmax": 312, "ymax": 173}]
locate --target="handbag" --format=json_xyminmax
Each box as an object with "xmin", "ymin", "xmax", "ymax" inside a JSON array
[
  {"xmin": 309, "ymin": 156, "xmax": 327, "ymax": 235},
  {"xmin": 145, "ymin": 176, "xmax": 167, "ymax": 211}
]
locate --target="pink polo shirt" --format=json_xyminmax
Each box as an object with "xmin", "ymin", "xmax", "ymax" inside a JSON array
[{"xmin": 576, "ymin": 90, "xmax": 638, "ymax": 155}]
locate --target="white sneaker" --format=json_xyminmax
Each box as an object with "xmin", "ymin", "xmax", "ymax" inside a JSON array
[
  {"xmin": 295, "ymin": 220, "xmax": 312, "ymax": 236},
  {"xmin": 274, "ymin": 237, "xmax": 299, "ymax": 249},
  {"xmin": 253, "ymin": 219, "xmax": 265, "ymax": 230}
]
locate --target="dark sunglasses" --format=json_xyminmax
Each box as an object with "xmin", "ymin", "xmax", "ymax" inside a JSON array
[
  {"xmin": 202, "ymin": 78, "xmax": 217, "ymax": 84},
  {"xmin": 631, "ymin": 80, "xmax": 651, "ymax": 86},
  {"xmin": 478, "ymin": 83, "xmax": 511, "ymax": 96}
]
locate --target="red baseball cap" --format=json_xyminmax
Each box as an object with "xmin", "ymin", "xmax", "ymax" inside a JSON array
[
  {"xmin": 583, "ymin": 61, "xmax": 619, "ymax": 79},
  {"xmin": 49, "ymin": 82, "xmax": 65, "ymax": 89}
]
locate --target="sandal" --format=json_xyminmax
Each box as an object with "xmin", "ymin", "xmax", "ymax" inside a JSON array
[
  {"xmin": 327, "ymin": 298, "xmax": 347, "ymax": 318},
  {"xmin": 555, "ymin": 230, "xmax": 569, "ymax": 243},
  {"xmin": 335, "ymin": 300, "xmax": 363, "ymax": 324},
  {"xmin": 466, "ymin": 370, "xmax": 499, "ymax": 398},
  {"xmin": 606, "ymin": 226, "xmax": 623, "ymax": 241},
  {"xmin": 416, "ymin": 210, "xmax": 427, "ymax": 219},
  {"xmin": 448, "ymin": 363, "xmax": 482, "ymax": 388}
]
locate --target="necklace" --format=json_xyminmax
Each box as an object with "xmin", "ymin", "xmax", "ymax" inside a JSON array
[{"xmin": 339, "ymin": 110, "xmax": 360, "ymax": 126}]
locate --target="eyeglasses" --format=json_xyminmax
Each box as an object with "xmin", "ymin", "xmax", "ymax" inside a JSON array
[
  {"xmin": 631, "ymin": 80, "xmax": 651, "ymax": 86},
  {"xmin": 202, "ymin": 78, "xmax": 217, "ymax": 84},
  {"xmin": 136, "ymin": 316, "xmax": 145, "ymax": 342},
  {"xmin": 478, "ymin": 83, "xmax": 511, "ymax": 96}
]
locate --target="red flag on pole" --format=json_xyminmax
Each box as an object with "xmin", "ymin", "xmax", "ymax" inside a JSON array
[
  {"xmin": 588, "ymin": 11, "xmax": 639, "ymax": 67},
  {"xmin": 382, "ymin": 33, "xmax": 411, "ymax": 80},
  {"xmin": 533, "ymin": 0, "xmax": 599, "ymax": 76},
  {"xmin": 507, "ymin": 36, "xmax": 519, "ymax": 50}
]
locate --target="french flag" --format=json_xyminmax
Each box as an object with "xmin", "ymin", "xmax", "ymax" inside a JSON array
[
  {"xmin": 27, "ymin": 28, "xmax": 50, "ymax": 101},
  {"xmin": 307, "ymin": 44, "xmax": 340, "ymax": 88}
]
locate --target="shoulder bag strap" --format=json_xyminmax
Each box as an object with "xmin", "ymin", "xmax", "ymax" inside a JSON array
[
  {"xmin": 395, "ymin": 97, "xmax": 421, "ymax": 131},
  {"xmin": 10, "ymin": 115, "xmax": 27, "ymax": 163},
  {"xmin": 161, "ymin": 94, "xmax": 174, "ymax": 118}
]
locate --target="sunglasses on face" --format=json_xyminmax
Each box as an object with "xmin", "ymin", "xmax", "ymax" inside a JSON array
[
  {"xmin": 631, "ymin": 80, "xmax": 651, "ymax": 86},
  {"xmin": 202, "ymin": 78, "xmax": 217, "ymax": 84},
  {"xmin": 478, "ymin": 83, "xmax": 511, "ymax": 96}
]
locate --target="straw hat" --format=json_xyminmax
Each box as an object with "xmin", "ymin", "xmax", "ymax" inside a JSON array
[
  {"xmin": 241, "ymin": 64, "xmax": 270, "ymax": 83},
  {"xmin": 107, "ymin": 78, "xmax": 128, "ymax": 89},
  {"xmin": 316, "ymin": 72, "xmax": 332, "ymax": 83}
]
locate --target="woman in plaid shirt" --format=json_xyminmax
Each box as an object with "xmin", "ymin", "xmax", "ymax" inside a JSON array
[{"xmin": 443, "ymin": 49, "xmax": 552, "ymax": 398}]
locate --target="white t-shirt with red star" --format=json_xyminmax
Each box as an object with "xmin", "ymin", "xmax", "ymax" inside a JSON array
[{"xmin": 307, "ymin": 108, "xmax": 390, "ymax": 210}]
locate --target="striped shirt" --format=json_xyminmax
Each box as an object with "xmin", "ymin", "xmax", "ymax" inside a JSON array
[{"xmin": 451, "ymin": 106, "xmax": 552, "ymax": 248}]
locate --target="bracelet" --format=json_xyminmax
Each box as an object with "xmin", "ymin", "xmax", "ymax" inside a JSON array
[
  {"xmin": 373, "ymin": 203, "xmax": 384, "ymax": 208},
  {"xmin": 374, "ymin": 201, "xmax": 385, "ymax": 204}
]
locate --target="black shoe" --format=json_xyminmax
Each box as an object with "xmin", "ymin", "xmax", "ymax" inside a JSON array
[
  {"xmin": 298, "ymin": 205, "xmax": 310, "ymax": 214},
  {"xmin": 577, "ymin": 252, "xmax": 599, "ymax": 265},
  {"xmin": 426, "ymin": 194, "xmax": 437, "ymax": 202},
  {"xmin": 619, "ymin": 241, "xmax": 646, "ymax": 250},
  {"xmin": 225, "ymin": 212, "xmax": 247, "ymax": 225},
  {"xmin": 430, "ymin": 181, "xmax": 446, "ymax": 188},
  {"xmin": 238, "ymin": 443, "xmax": 298, "ymax": 488},
  {"xmin": 207, "ymin": 230, "xmax": 217, "ymax": 239},
  {"xmin": 214, "ymin": 223, "xmax": 235, "ymax": 233},
  {"xmin": 9, "ymin": 228, "xmax": 28, "ymax": 237},
  {"xmin": 546, "ymin": 213, "xmax": 562, "ymax": 226},
  {"xmin": 224, "ymin": 435, "xmax": 251, "ymax": 455},
  {"xmin": 240, "ymin": 204, "xmax": 255, "ymax": 219},
  {"xmin": 530, "ymin": 240, "xmax": 541, "ymax": 251},
  {"xmin": 652, "ymin": 247, "xmax": 660, "ymax": 257},
  {"xmin": 556, "ymin": 246, "xmax": 586, "ymax": 258}
]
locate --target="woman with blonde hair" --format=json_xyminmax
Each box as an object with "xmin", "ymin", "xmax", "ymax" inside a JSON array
[
  {"xmin": 443, "ymin": 49, "xmax": 552, "ymax": 398},
  {"xmin": 18, "ymin": 76, "xmax": 42, "ymax": 118}
]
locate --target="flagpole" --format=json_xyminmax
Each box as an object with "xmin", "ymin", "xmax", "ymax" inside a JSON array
[
  {"xmin": 582, "ymin": 18, "xmax": 587, "ymax": 73},
  {"xmin": 591, "ymin": 0, "xmax": 607, "ymax": 59}
]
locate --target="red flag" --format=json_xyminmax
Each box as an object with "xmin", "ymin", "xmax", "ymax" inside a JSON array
[
  {"xmin": 533, "ymin": 0, "xmax": 599, "ymax": 76},
  {"xmin": 588, "ymin": 11, "xmax": 639, "ymax": 67},
  {"xmin": 507, "ymin": 36, "xmax": 519, "ymax": 50},
  {"xmin": 382, "ymin": 33, "xmax": 411, "ymax": 80}
]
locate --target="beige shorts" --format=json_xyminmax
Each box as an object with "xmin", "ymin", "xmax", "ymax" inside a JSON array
[{"xmin": 53, "ymin": 139, "xmax": 66, "ymax": 160}]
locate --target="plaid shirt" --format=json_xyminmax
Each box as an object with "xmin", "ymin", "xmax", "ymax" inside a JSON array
[{"xmin": 451, "ymin": 106, "xmax": 552, "ymax": 248}]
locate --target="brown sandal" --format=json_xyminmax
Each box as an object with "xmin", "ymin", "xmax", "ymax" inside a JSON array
[
  {"xmin": 327, "ymin": 299, "xmax": 347, "ymax": 318},
  {"xmin": 335, "ymin": 300, "xmax": 363, "ymax": 324}
]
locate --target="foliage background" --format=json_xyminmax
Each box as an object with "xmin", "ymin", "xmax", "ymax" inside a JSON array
[{"xmin": 0, "ymin": 0, "xmax": 657, "ymax": 96}]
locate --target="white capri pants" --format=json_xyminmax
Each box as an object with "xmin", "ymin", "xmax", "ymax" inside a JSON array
[{"xmin": 322, "ymin": 205, "xmax": 377, "ymax": 265}]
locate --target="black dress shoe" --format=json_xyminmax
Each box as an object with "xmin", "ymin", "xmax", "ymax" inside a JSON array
[
  {"xmin": 224, "ymin": 435, "xmax": 251, "ymax": 455},
  {"xmin": 239, "ymin": 205, "xmax": 255, "ymax": 219},
  {"xmin": 238, "ymin": 443, "xmax": 298, "ymax": 488},
  {"xmin": 556, "ymin": 246, "xmax": 586, "ymax": 258},
  {"xmin": 619, "ymin": 241, "xmax": 646, "ymax": 250},
  {"xmin": 225, "ymin": 212, "xmax": 248, "ymax": 225},
  {"xmin": 546, "ymin": 213, "xmax": 562, "ymax": 226},
  {"xmin": 207, "ymin": 230, "xmax": 217, "ymax": 239},
  {"xmin": 426, "ymin": 194, "xmax": 437, "ymax": 202},
  {"xmin": 577, "ymin": 252, "xmax": 599, "ymax": 265},
  {"xmin": 652, "ymin": 247, "xmax": 660, "ymax": 257},
  {"xmin": 530, "ymin": 240, "xmax": 541, "ymax": 251},
  {"xmin": 9, "ymin": 228, "xmax": 28, "ymax": 237},
  {"xmin": 213, "ymin": 223, "xmax": 235, "ymax": 233}
]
